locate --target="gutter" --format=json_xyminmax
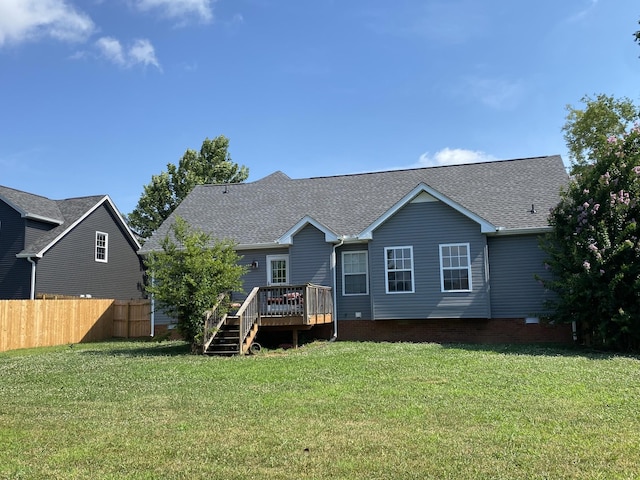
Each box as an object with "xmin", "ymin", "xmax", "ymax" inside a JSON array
[
  {"xmin": 26, "ymin": 257, "xmax": 37, "ymax": 300},
  {"xmin": 330, "ymin": 237, "xmax": 344, "ymax": 341}
]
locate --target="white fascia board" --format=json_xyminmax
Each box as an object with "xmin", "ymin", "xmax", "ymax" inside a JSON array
[
  {"xmin": 489, "ymin": 226, "xmax": 552, "ymax": 236},
  {"xmin": 33, "ymin": 196, "xmax": 140, "ymax": 257},
  {"xmin": 358, "ymin": 183, "xmax": 496, "ymax": 240},
  {"xmin": 23, "ymin": 213, "xmax": 64, "ymax": 225},
  {"xmin": 235, "ymin": 242, "xmax": 284, "ymax": 251},
  {"xmin": 277, "ymin": 215, "xmax": 340, "ymax": 245}
]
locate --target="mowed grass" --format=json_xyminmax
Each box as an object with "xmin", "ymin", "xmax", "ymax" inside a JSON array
[{"xmin": 1, "ymin": 341, "xmax": 639, "ymax": 479}]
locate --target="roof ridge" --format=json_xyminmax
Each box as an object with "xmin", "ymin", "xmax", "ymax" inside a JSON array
[{"xmin": 298, "ymin": 154, "xmax": 561, "ymax": 181}]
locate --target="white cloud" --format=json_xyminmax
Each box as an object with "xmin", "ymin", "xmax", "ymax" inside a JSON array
[
  {"xmin": 96, "ymin": 36, "xmax": 161, "ymax": 70},
  {"xmin": 134, "ymin": 0, "xmax": 215, "ymax": 23},
  {"xmin": 416, "ymin": 148, "xmax": 496, "ymax": 167},
  {"xmin": 129, "ymin": 39, "xmax": 161, "ymax": 69},
  {"xmin": 0, "ymin": 0, "xmax": 95, "ymax": 47},
  {"xmin": 95, "ymin": 37, "xmax": 126, "ymax": 65}
]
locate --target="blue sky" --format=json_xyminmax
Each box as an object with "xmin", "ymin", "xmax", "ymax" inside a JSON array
[{"xmin": 1, "ymin": 0, "xmax": 638, "ymax": 216}]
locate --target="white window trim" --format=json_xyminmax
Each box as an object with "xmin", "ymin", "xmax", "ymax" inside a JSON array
[
  {"xmin": 439, "ymin": 242, "xmax": 472, "ymax": 292},
  {"xmin": 342, "ymin": 250, "xmax": 369, "ymax": 296},
  {"xmin": 95, "ymin": 231, "xmax": 108, "ymax": 263},
  {"xmin": 384, "ymin": 246, "xmax": 415, "ymax": 294},
  {"xmin": 266, "ymin": 254, "xmax": 289, "ymax": 286}
]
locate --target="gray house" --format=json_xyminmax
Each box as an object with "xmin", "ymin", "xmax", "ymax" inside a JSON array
[
  {"xmin": 0, "ymin": 185, "xmax": 144, "ymax": 300},
  {"xmin": 141, "ymin": 155, "xmax": 572, "ymax": 345}
]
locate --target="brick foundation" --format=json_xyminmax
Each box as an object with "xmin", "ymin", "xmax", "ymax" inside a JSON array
[{"xmin": 335, "ymin": 318, "xmax": 572, "ymax": 344}]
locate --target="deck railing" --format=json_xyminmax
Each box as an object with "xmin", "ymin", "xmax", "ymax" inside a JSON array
[
  {"xmin": 235, "ymin": 287, "xmax": 260, "ymax": 350},
  {"xmin": 202, "ymin": 293, "xmax": 228, "ymax": 351},
  {"xmin": 258, "ymin": 284, "xmax": 333, "ymax": 324}
]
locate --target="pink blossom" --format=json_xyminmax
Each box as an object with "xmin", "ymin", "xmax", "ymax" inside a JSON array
[
  {"xmin": 633, "ymin": 166, "xmax": 640, "ymax": 175},
  {"xmin": 607, "ymin": 135, "xmax": 617, "ymax": 143},
  {"xmin": 583, "ymin": 260, "xmax": 591, "ymax": 271}
]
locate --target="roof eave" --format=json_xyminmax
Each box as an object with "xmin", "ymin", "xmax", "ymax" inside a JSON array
[{"xmin": 489, "ymin": 226, "xmax": 552, "ymax": 236}]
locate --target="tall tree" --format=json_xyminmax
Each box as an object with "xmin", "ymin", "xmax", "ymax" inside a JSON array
[
  {"xmin": 144, "ymin": 217, "xmax": 246, "ymax": 348},
  {"xmin": 541, "ymin": 96, "xmax": 640, "ymax": 351},
  {"xmin": 562, "ymin": 94, "xmax": 639, "ymax": 173},
  {"xmin": 129, "ymin": 135, "xmax": 249, "ymax": 239}
]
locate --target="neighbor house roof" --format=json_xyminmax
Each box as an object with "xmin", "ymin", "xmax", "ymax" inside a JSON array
[
  {"xmin": 0, "ymin": 185, "xmax": 141, "ymax": 257},
  {"xmin": 140, "ymin": 155, "xmax": 568, "ymax": 253}
]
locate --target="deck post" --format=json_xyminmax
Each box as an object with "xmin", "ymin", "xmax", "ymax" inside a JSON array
[{"xmin": 292, "ymin": 328, "xmax": 298, "ymax": 349}]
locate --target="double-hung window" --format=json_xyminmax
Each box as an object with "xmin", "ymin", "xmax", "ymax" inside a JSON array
[
  {"xmin": 385, "ymin": 246, "xmax": 414, "ymax": 293},
  {"xmin": 439, "ymin": 243, "xmax": 472, "ymax": 292},
  {"xmin": 342, "ymin": 251, "xmax": 368, "ymax": 295},
  {"xmin": 95, "ymin": 231, "xmax": 108, "ymax": 263}
]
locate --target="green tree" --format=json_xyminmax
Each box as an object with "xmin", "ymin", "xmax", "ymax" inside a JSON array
[
  {"xmin": 541, "ymin": 96, "xmax": 640, "ymax": 350},
  {"xmin": 144, "ymin": 216, "xmax": 246, "ymax": 348},
  {"xmin": 562, "ymin": 94, "xmax": 639, "ymax": 172},
  {"xmin": 129, "ymin": 135, "xmax": 249, "ymax": 240}
]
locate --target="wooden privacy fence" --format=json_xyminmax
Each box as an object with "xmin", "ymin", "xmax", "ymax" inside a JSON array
[
  {"xmin": 0, "ymin": 298, "xmax": 151, "ymax": 353},
  {"xmin": 113, "ymin": 300, "xmax": 151, "ymax": 338}
]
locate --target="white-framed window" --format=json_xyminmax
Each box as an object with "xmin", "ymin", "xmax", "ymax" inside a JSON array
[
  {"xmin": 342, "ymin": 251, "xmax": 368, "ymax": 296},
  {"xmin": 266, "ymin": 254, "xmax": 289, "ymax": 285},
  {"xmin": 95, "ymin": 231, "xmax": 108, "ymax": 263},
  {"xmin": 439, "ymin": 243, "xmax": 472, "ymax": 292},
  {"xmin": 384, "ymin": 246, "xmax": 414, "ymax": 294}
]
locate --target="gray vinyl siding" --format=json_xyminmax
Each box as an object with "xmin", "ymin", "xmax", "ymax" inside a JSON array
[
  {"xmin": 0, "ymin": 201, "xmax": 31, "ymax": 299},
  {"xmin": 370, "ymin": 200, "xmax": 490, "ymax": 320},
  {"xmin": 336, "ymin": 243, "xmax": 372, "ymax": 320},
  {"xmin": 25, "ymin": 219, "xmax": 55, "ymax": 246},
  {"xmin": 236, "ymin": 247, "xmax": 290, "ymax": 300},
  {"xmin": 488, "ymin": 234, "xmax": 554, "ymax": 318},
  {"xmin": 289, "ymin": 225, "xmax": 332, "ymax": 286},
  {"xmin": 35, "ymin": 204, "xmax": 144, "ymax": 299}
]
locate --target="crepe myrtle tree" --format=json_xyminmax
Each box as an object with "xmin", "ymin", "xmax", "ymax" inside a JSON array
[
  {"xmin": 144, "ymin": 216, "xmax": 246, "ymax": 349},
  {"xmin": 540, "ymin": 120, "xmax": 640, "ymax": 351}
]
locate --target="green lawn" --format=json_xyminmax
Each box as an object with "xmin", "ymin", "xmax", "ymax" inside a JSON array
[{"xmin": 1, "ymin": 340, "xmax": 639, "ymax": 479}]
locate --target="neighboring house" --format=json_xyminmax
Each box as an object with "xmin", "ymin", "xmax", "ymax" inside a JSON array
[
  {"xmin": 140, "ymin": 155, "xmax": 572, "ymax": 344},
  {"xmin": 0, "ymin": 185, "xmax": 144, "ymax": 300}
]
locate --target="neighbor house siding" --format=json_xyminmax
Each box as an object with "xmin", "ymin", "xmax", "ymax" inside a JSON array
[
  {"xmin": 369, "ymin": 200, "xmax": 490, "ymax": 319},
  {"xmin": 35, "ymin": 204, "xmax": 144, "ymax": 299},
  {"xmin": 488, "ymin": 234, "xmax": 554, "ymax": 318},
  {"xmin": 289, "ymin": 224, "xmax": 332, "ymax": 286},
  {"xmin": 335, "ymin": 243, "xmax": 372, "ymax": 320},
  {"xmin": 0, "ymin": 201, "xmax": 31, "ymax": 299}
]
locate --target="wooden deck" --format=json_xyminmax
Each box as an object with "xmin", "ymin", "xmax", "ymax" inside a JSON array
[{"xmin": 203, "ymin": 284, "xmax": 333, "ymax": 355}]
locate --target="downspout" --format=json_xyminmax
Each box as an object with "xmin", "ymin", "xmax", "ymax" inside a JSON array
[
  {"xmin": 26, "ymin": 257, "xmax": 37, "ymax": 300},
  {"xmin": 330, "ymin": 237, "xmax": 344, "ymax": 341},
  {"xmin": 150, "ymin": 271, "xmax": 155, "ymax": 337}
]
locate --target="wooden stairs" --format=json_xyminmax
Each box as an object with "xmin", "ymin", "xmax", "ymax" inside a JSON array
[
  {"xmin": 204, "ymin": 317, "xmax": 259, "ymax": 356},
  {"xmin": 202, "ymin": 287, "xmax": 261, "ymax": 356}
]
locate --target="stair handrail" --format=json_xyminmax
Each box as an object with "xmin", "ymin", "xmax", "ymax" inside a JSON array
[
  {"xmin": 202, "ymin": 293, "xmax": 228, "ymax": 352},
  {"xmin": 236, "ymin": 287, "xmax": 260, "ymax": 352}
]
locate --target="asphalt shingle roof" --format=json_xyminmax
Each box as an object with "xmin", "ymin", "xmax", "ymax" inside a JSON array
[
  {"xmin": 0, "ymin": 185, "xmax": 108, "ymax": 256},
  {"xmin": 140, "ymin": 155, "xmax": 568, "ymax": 253}
]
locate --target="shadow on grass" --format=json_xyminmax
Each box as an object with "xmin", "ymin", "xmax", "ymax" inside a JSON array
[
  {"xmin": 79, "ymin": 339, "xmax": 193, "ymax": 357},
  {"xmin": 439, "ymin": 342, "xmax": 640, "ymax": 360}
]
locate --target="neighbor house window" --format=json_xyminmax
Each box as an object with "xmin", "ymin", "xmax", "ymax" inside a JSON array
[
  {"xmin": 266, "ymin": 254, "xmax": 289, "ymax": 285},
  {"xmin": 384, "ymin": 246, "xmax": 414, "ymax": 293},
  {"xmin": 439, "ymin": 243, "xmax": 472, "ymax": 292},
  {"xmin": 342, "ymin": 251, "xmax": 368, "ymax": 295},
  {"xmin": 95, "ymin": 231, "xmax": 108, "ymax": 263}
]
